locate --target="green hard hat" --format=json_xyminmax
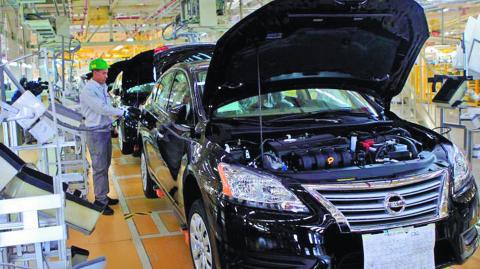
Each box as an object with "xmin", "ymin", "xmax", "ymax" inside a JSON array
[{"xmin": 89, "ymin": 58, "xmax": 109, "ymax": 71}]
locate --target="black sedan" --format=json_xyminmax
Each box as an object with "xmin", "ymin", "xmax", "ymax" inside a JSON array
[
  {"xmin": 112, "ymin": 44, "xmax": 215, "ymax": 155},
  {"xmin": 112, "ymin": 79, "xmax": 155, "ymax": 154},
  {"xmin": 138, "ymin": 0, "xmax": 479, "ymax": 268}
]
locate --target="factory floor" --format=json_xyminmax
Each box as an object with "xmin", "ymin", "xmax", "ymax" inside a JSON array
[
  {"xmin": 62, "ymin": 139, "xmax": 480, "ymax": 269},
  {"xmin": 66, "ymin": 141, "xmax": 193, "ymax": 269}
]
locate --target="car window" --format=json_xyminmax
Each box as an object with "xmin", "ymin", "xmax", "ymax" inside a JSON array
[
  {"xmin": 154, "ymin": 72, "xmax": 175, "ymax": 109},
  {"xmin": 214, "ymin": 88, "xmax": 378, "ymax": 118},
  {"xmin": 166, "ymin": 72, "xmax": 189, "ymax": 110},
  {"xmin": 126, "ymin": 83, "xmax": 155, "ymax": 94}
]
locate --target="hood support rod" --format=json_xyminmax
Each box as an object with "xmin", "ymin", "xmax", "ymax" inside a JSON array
[{"xmin": 256, "ymin": 46, "xmax": 264, "ymax": 164}]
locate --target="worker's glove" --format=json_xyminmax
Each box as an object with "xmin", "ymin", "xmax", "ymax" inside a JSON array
[{"xmin": 123, "ymin": 106, "xmax": 142, "ymax": 120}]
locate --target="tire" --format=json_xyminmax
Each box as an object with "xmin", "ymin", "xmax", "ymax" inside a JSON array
[
  {"xmin": 132, "ymin": 142, "xmax": 141, "ymax": 157},
  {"xmin": 118, "ymin": 125, "xmax": 133, "ymax": 155},
  {"xmin": 141, "ymin": 151, "xmax": 157, "ymax": 198},
  {"xmin": 188, "ymin": 200, "xmax": 216, "ymax": 269}
]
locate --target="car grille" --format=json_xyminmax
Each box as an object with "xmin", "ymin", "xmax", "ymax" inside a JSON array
[{"xmin": 303, "ymin": 169, "xmax": 449, "ymax": 232}]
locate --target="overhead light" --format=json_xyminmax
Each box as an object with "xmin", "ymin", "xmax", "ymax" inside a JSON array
[
  {"xmin": 126, "ymin": 38, "xmax": 134, "ymax": 42},
  {"xmin": 113, "ymin": 45, "xmax": 123, "ymax": 51}
]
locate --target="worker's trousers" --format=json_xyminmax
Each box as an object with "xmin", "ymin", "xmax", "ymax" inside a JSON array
[{"xmin": 86, "ymin": 131, "xmax": 112, "ymax": 205}]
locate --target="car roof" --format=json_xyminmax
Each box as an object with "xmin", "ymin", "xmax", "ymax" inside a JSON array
[{"xmin": 168, "ymin": 60, "xmax": 210, "ymax": 74}]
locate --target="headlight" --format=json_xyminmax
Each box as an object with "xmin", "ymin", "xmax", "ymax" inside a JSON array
[
  {"xmin": 453, "ymin": 145, "xmax": 472, "ymax": 194},
  {"xmin": 218, "ymin": 163, "xmax": 309, "ymax": 213}
]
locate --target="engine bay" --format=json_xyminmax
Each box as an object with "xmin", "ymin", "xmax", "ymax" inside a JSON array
[{"xmin": 222, "ymin": 127, "xmax": 425, "ymax": 172}]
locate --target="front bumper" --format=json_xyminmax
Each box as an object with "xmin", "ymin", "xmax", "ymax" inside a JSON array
[{"xmin": 211, "ymin": 186, "xmax": 480, "ymax": 269}]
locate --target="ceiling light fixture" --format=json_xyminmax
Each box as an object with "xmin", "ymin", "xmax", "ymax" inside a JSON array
[{"xmin": 113, "ymin": 45, "xmax": 123, "ymax": 51}]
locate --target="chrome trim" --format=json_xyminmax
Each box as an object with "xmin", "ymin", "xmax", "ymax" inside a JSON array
[
  {"xmin": 306, "ymin": 169, "xmax": 446, "ymax": 191},
  {"xmin": 460, "ymin": 225, "xmax": 480, "ymax": 259},
  {"xmin": 439, "ymin": 170, "xmax": 450, "ymax": 219},
  {"xmin": 304, "ymin": 185, "xmax": 350, "ymax": 230},
  {"xmin": 383, "ymin": 193, "xmax": 406, "ymax": 215},
  {"xmin": 303, "ymin": 169, "xmax": 449, "ymax": 233}
]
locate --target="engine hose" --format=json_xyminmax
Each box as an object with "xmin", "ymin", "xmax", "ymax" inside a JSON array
[
  {"xmin": 381, "ymin": 127, "xmax": 412, "ymax": 137},
  {"xmin": 374, "ymin": 144, "xmax": 387, "ymax": 160},
  {"xmin": 385, "ymin": 135, "xmax": 419, "ymax": 158}
]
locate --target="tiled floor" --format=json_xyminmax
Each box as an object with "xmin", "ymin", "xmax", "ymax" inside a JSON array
[
  {"xmin": 66, "ymin": 139, "xmax": 480, "ymax": 269},
  {"xmin": 68, "ymin": 142, "xmax": 193, "ymax": 269}
]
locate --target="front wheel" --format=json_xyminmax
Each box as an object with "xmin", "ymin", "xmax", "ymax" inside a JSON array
[
  {"xmin": 141, "ymin": 151, "xmax": 156, "ymax": 198},
  {"xmin": 188, "ymin": 200, "xmax": 216, "ymax": 269}
]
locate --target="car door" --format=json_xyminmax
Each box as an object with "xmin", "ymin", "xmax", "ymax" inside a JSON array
[
  {"xmin": 155, "ymin": 70, "xmax": 193, "ymax": 207},
  {"xmin": 142, "ymin": 71, "xmax": 175, "ymax": 180}
]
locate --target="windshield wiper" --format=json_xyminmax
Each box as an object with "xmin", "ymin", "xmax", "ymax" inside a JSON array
[
  {"xmin": 267, "ymin": 108, "xmax": 375, "ymax": 123},
  {"xmin": 212, "ymin": 117, "xmax": 262, "ymax": 124},
  {"xmin": 264, "ymin": 118, "xmax": 342, "ymax": 125}
]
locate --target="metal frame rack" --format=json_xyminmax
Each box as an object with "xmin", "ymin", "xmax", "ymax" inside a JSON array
[
  {"xmin": 0, "ymin": 40, "xmax": 88, "ymax": 268},
  {"xmin": 437, "ymin": 34, "xmax": 480, "ymax": 161}
]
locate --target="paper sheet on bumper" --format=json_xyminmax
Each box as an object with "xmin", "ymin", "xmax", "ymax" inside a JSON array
[{"xmin": 362, "ymin": 224, "xmax": 435, "ymax": 269}]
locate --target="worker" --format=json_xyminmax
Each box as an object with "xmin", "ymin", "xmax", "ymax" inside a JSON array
[{"xmin": 80, "ymin": 58, "xmax": 139, "ymax": 215}]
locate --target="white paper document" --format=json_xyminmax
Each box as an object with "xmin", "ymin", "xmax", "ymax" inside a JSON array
[{"xmin": 362, "ymin": 224, "xmax": 436, "ymax": 269}]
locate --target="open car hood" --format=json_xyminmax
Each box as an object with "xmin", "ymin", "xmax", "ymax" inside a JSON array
[
  {"xmin": 203, "ymin": 0, "xmax": 429, "ymax": 112},
  {"xmin": 153, "ymin": 43, "xmax": 215, "ymax": 79}
]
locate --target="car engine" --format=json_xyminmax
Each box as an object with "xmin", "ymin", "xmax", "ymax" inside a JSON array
[{"xmin": 223, "ymin": 128, "xmax": 422, "ymax": 172}]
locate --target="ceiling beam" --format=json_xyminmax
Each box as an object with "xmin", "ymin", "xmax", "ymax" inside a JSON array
[
  {"xmin": 81, "ymin": 39, "xmax": 166, "ymax": 47},
  {"xmin": 87, "ymin": 24, "xmax": 102, "ymax": 42}
]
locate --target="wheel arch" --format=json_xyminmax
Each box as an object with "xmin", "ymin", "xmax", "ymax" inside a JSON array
[{"xmin": 183, "ymin": 173, "xmax": 202, "ymax": 221}]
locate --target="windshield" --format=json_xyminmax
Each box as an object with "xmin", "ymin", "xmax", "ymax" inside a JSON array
[
  {"xmin": 126, "ymin": 83, "xmax": 155, "ymax": 94},
  {"xmin": 214, "ymin": 89, "xmax": 378, "ymax": 118}
]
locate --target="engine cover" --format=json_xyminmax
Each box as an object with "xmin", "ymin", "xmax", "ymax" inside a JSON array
[{"xmin": 265, "ymin": 134, "xmax": 352, "ymax": 171}]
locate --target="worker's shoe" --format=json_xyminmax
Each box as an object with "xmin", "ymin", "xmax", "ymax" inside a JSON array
[
  {"xmin": 107, "ymin": 197, "xmax": 119, "ymax": 205},
  {"xmin": 102, "ymin": 205, "xmax": 114, "ymax": 216}
]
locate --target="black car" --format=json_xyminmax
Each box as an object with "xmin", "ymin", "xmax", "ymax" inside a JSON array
[
  {"xmin": 153, "ymin": 43, "xmax": 214, "ymax": 80},
  {"xmin": 111, "ymin": 74, "xmax": 155, "ymax": 154},
  {"xmin": 112, "ymin": 44, "xmax": 215, "ymax": 155},
  {"xmin": 138, "ymin": 1, "xmax": 479, "ymax": 268}
]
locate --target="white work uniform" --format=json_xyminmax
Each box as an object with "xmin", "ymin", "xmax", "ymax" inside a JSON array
[
  {"xmin": 80, "ymin": 79, "xmax": 123, "ymax": 205},
  {"xmin": 80, "ymin": 80, "xmax": 123, "ymax": 130}
]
